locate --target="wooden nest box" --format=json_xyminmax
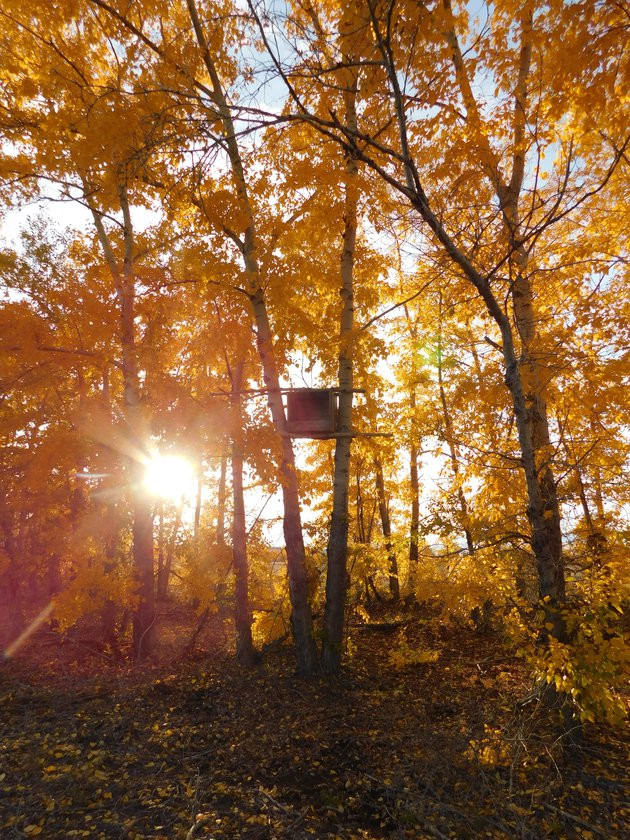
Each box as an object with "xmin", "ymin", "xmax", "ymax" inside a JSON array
[{"xmin": 285, "ymin": 388, "xmax": 337, "ymax": 439}]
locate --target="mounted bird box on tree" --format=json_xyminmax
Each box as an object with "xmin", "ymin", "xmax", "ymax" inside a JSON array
[
  {"xmin": 204, "ymin": 386, "xmax": 387, "ymax": 439},
  {"xmin": 286, "ymin": 388, "xmax": 337, "ymax": 438},
  {"xmin": 283, "ymin": 387, "xmax": 388, "ymax": 439}
]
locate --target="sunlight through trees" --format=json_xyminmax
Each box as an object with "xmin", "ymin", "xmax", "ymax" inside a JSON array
[{"xmin": 0, "ymin": 0, "xmax": 627, "ymax": 724}]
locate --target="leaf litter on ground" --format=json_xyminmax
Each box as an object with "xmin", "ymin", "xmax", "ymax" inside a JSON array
[{"xmin": 0, "ymin": 607, "xmax": 627, "ymax": 839}]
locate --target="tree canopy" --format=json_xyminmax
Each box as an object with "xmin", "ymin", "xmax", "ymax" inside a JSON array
[{"xmin": 1, "ymin": 0, "xmax": 628, "ymax": 720}]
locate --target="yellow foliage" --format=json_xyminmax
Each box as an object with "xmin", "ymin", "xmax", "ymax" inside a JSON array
[
  {"xmin": 389, "ymin": 638, "xmax": 440, "ymax": 669},
  {"xmin": 249, "ymin": 544, "xmax": 292, "ymax": 647},
  {"xmin": 410, "ymin": 545, "xmax": 515, "ymax": 621},
  {"xmin": 178, "ymin": 541, "xmax": 223, "ymax": 613},
  {"xmin": 466, "ymin": 725, "xmax": 512, "ymax": 768},
  {"xmin": 519, "ymin": 595, "xmax": 628, "ymax": 726},
  {"xmin": 53, "ymin": 539, "xmax": 130, "ymax": 632}
]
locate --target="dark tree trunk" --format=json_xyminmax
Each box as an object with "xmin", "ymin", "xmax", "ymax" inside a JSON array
[
  {"xmin": 409, "ymin": 441, "xmax": 420, "ymax": 566},
  {"xmin": 216, "ymin": 452, "xmax": 227, "ymax": 548},
  {"xmin": 355, "ymin": 460, "xmax": 366, "ymax": 544},
  {"xmin": 88, "ymin": 179, "xmax": 156, "ymax": 660},
  {"xmin": 186, "ymin": 0, "xmax": 317, "ymax": 674},
  {"xmin": 409, "ymin": 379, "xmax": 421, "ymax": 574},
  {"xmin": 404, "ymin": 316, "xmax": 421, "ymax": 578},
  {"xmin": 131, "ymin": 464, "xmax": 156, "ymax": 659},
  {"xmin": 157, "ymin": 506, "xmax": 182, "ymax": 601},
  {"xmin": 0, "ymin": 504, "xmax": 23, "ymax": 647},
  {"xmin": 321, "ymin": 71, "xmax": 359, "ymax": 675},
  {"xmin": 375, "ymin": 458, "xmax": 400, "ymax": 601}
]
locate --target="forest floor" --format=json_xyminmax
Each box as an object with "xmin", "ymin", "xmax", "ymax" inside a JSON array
[{"xmin": 0, "ymin": 604, "xmax": 628, "ymax": 840}]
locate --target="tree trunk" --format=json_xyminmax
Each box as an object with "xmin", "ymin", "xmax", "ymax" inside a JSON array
[
  {"xmin": 87, "ymin": 178, "xmax": 156, "ymax": 660},
  {"xmin": 408, "ymin": 365, "xmax": 421, "ymax": 585},
  {"xmin": 409, "ymin": 435, "xmax": 420, "ymax": 570},
  {"xmin": 321, "ymin": 71, "xmax": 359, "ymax": 674},
  {"xmin": 375, "ymin": 458, "xmax": 400, "ymax": 601},
  {"xmin": 0, "ymin": 504, "xmax": 23, "ymax": 647},
  {"xmin": 194, "ymin": 473, "xmax": 202, "ymax": 539},
  {"xmin": 355, "ymin": 459, "xmax": 366, "ymax": 544},
  {"xmin": 99, "ymin": 375, "xmax": 121, "ymax": 649},
  {"xmin": 247, "ymin": 295, "xmax": 318, "ymax": 673},
  {"xmin": 216, "ymin": 451, "xmax": 227, "ymax": 548},
  {"xmin": 559, "ymin": 421, "xmax": 608, "ymax": 562},
  {"xmin": 101, "ymin": 525, "xmax": 119, "ymax": 650},
  {"xmin": 186, "ymin": 0, "xmax": 317, "ymax": 673},
  {"xmin": 131, "ymin": 464, "xmax": 156, "ymax": 659},
  {"xmin": 156, "ymin": 504, "xmax": 166, "ymax": 599},
  {"xmin": 437, "ymin": 292, "xmax": 475, "ymax": 556},
  {"xmin": 158, "ymin": 505, "xmax": 182, "ymax": 601},
  {"xmin": 367, "ymin": 0, "xmax": 566, "ymax": 638},
  {"xmin": 440, "ymin": 0, "xmax": 564, "ymax": 634},
  {"xmin": 231, "ymin": 443, "xmax": 256, "ymax": 665},
  {"xmin": 510, "ymin": 263, "xmax": 563, "ymax": 613},
  {"xmin": 403, "ymin": 309, "xmax": 422, "ymax": 577},
  {"xmin": 229, "ymin": 360, "xmax": 257, "ymax": 666},
  {"xmin": 468, "ymin": 321, "xmax": 500, "ymax": 451}
]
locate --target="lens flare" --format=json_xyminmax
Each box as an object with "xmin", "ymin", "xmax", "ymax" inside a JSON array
[
  {"xmin": 2, "ymin": 602, "xmax": 55, "ymax": 660},
  {"xmin": 143, "ymin": 454, "xmax": 196, "ymax": 502}
]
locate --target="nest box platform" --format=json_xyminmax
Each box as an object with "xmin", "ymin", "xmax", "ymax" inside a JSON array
[{"xmin": 285, "ymin": 388, "xmax": 337, "ymax": 438}]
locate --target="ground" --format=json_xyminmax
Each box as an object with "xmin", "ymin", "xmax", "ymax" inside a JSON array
[{"xmin": 0, "ymin": 605, "xmax": 628, "ymax": 839}]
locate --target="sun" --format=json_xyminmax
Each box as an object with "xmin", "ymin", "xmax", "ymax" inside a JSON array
[{"xmin": 143, "ymin": 454, "xmax": 196, "ymax": 503}]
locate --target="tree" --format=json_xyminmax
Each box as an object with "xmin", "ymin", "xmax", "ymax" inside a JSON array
[{"xmin": 252, "ymin": 0, "xmax": 629, "ymax": 642}]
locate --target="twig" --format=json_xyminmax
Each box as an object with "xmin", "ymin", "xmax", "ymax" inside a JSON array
[
  {"xmin": 349, "ymin": 619, "xmax": 414, "ymax": 633},
  {"xmin": 287, "ymin": 805, "xmax": 310, "ymax": 832},
  {"xmin": 55, "ymin": 634, "xmax": 116, "ymax": 663},
  {"xmin": 420, "ymin": 824, "xmax": 451, "ymax": 840},
  {"xmin": 543, "ymin": 803, "xmax": 607, "ymax": 836},
  {"xmin": 260, "ymin": 629, "xmax": 291, "ymax": 655},
  {"xmin": 359, "ymin": 279, "xmax": 434, "ymax": 332},
  {"xmin": 186, "ymin": 813, "xmax": 214, "ymax": 839},
  {"xmin": 183, "ymin": 607, "xmax": 210, "ymax": 654},
  {"xmin": 258, "ymin": 788, "xmax": 296, "ymax": 817},
  {"xmin": 484, "ymin": 335, "xmax": 503, "ymax": 352}
]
